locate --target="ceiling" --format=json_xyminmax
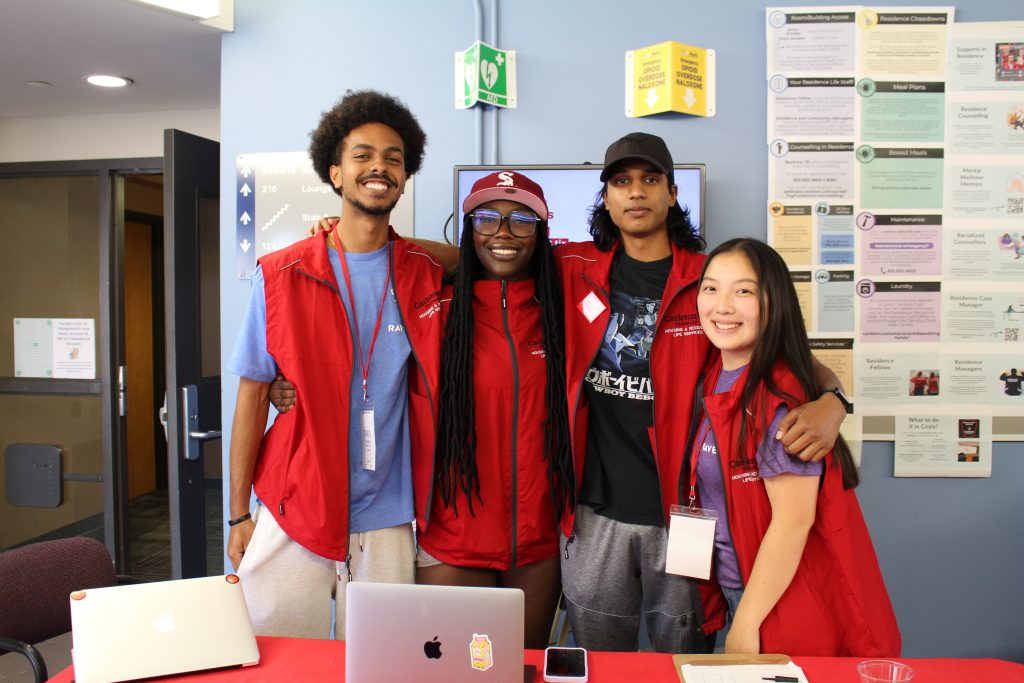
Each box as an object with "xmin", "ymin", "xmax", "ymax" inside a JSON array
[{"xmin": 0, "ymin": 0, "xmax": 222, "ymax": 119}]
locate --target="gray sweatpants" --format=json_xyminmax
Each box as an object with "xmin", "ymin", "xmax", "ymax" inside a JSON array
[
  {"xmin": 236, "ymin": 504, "xmax": 415, "ymax": 640},
  {"xmin": 560, "ymin": 504, "xmax": 713, "ymax": 653}
]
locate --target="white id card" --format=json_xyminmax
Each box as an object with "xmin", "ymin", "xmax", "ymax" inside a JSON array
[
  {"xmin": 360, "ymin": 405, "xmax": 376, "ymax": 471},
  {"xmin": 665, "ymin": 504, "xmax": 717, "ymax": 580}
]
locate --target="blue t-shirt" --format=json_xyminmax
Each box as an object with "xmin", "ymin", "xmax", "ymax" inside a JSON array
[
  {"xmin": 228, "ymin": 245, "xmax": 414, "ymax": 534},
  {"xmin": 694, "ymin": 365, "xmax": 823, "ymax": 589}
]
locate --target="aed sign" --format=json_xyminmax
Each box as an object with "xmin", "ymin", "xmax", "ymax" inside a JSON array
[
  {"xmin": 626, "ymin": 41, "xmax": 716, "ymax": 118},
  {"xmin": 456, "ymin": 41, "xmax": 517, "ymax": 109}
]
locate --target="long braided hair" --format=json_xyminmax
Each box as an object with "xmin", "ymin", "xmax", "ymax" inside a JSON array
[{"xmin": 435, "ymin": 214, "xmax": 575, "ymax": 520}]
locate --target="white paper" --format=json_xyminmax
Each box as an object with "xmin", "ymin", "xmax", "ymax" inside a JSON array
[
  {"xmin": 360, "ymin": 408, "xmax": 376, "ymax": 471},
  {"xmin": 680, "ymin": 662, "xmax": 809, "ymax": 683},
  {"xmin": 13, "ymin": 317, "xmax": 95, "ymax": 379},
  {"xmin": 52, "ymin": 319, "xmax": 95, "ymax": 379}
]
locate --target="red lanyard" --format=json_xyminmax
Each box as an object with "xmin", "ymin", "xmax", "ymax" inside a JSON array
[
  {"xmin": 688, "ymin": 419, "xmax": 712, "ymax": 508},
  {"xmin": 336, "ymin": 236, "xmax": 392, "ymax": 402}
]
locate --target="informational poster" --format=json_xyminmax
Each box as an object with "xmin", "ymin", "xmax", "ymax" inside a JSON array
[
  {"xmin": 767, "ymin": 9, "xmax": 1024, "ymax": 475},
  {"xmin": 894, "ymin": 411, "xmax": 991, "ymax": 476},
  {"xmin": 13, "ymin": 318, "xmax": 96, "ymax": 379},
  {"xmin": 234, "ymin": 152, "xmax": 415, "ymax": 279}
]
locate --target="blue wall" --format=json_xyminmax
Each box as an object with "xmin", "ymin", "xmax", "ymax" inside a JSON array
[{"xmin": 219, "ymin": 0, "xmax": 1024, "ymax": 660}]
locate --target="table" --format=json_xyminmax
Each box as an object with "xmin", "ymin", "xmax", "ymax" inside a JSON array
[{"xmin": 48, "ymin": 636, "xmax": 1024, "ymax": 682}]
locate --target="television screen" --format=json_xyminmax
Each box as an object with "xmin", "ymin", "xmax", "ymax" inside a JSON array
[{"xmin": 452, "ymin": 164, "xmax": 705, "ymax": 245}]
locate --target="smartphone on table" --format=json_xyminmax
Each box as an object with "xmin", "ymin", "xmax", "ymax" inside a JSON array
[{"xmin": 543, "ymin": 646, "xmax": 588, "ymax": 682}]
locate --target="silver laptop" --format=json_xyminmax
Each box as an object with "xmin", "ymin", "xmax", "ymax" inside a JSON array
[
  {"xmin": 70, "ymin": 574, "xmax": 259, "ymax": 683},
  {"xmin": 346, "ymin": 582, "xmax": 524, "ymax": 683}
]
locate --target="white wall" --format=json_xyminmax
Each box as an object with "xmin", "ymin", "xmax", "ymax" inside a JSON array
[{"xmin": 0, "ymin": 108, "xmax": 219, "ymax": 162}]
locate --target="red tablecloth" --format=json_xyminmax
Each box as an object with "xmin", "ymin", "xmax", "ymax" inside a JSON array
[{"xmin": 48, "ymin": 635, "xmax": 1024, "ymax": 682}]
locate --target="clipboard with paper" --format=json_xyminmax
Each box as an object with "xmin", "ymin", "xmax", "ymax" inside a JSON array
[{"xmin": 672, "ymin": 654, "xmax": 808, "ymax": 683}]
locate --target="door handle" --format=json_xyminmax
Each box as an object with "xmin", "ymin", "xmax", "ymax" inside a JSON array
[
  {"xmin": 159, "ymin": 392, "xmax": 169, "ymax": 441},
  {"xmin": 181, "ymin": 385, "xmax": 221, "ymax": 460}
]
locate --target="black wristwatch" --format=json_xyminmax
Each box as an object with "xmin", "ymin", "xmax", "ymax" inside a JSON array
[{"xmin": 823, "ymin": 387, "xmax": 853, "ymax": 414}]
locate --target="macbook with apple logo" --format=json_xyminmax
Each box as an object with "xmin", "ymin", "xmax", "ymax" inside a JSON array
[
  {"xmin": 69, "ymin": 574, "xmax": 259, "ymax": 683},
  {"xmin": 346, "ymin": 582, "xmax": 525, "ymax": 682}
]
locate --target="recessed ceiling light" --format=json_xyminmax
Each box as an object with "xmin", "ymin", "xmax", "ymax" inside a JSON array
[
  {"xmin": 86, "ymin": 75, "xmax": 134, "ymax": 88},
  {"xmin": 27, "ymin": 81, "xmax": 52, "ymax": 88}
]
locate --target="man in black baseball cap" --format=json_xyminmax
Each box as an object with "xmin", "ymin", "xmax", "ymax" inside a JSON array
[{"xmin": 554, "ymin": 132, "xmax": 711, "ymax": 654}]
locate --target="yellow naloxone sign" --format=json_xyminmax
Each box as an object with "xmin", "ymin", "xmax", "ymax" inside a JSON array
[{"xmin": 626, "ymin": 41, "xmax": 716, "ymax": 118}]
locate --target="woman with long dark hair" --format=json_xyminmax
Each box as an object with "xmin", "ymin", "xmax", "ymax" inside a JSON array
[
  {"xmin": 690, "ymin": 237, "xmax": 899, "ymax": 656},
  {"xmin": 414, "ymin": 171, "xmax": 574, "ymax": 649}
]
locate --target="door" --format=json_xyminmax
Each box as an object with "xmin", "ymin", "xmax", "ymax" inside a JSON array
[{"xmin": 163, "ymin": 129, "xmax": 221, "ymax": 579}]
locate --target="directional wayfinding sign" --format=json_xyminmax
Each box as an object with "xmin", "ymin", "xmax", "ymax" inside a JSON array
[
  {"xmin": 455, "ymin": 41, "xmax": 517, "ymax": 109},
  {"xmin": 235, "ymin": 152, "xmax": 414, "ymax": 278},
  {"xmin": 626, "ymin": 41, "xmax": 716, "ymax": 118}
]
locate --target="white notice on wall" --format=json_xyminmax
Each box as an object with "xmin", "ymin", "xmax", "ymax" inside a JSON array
[
  {"xmin": 13, "ymin": 318, "xmax": 96, "ymax": 379},
  {"xmin": 52, "ymin": 319, "xmax": 96, "ymax": 379}
]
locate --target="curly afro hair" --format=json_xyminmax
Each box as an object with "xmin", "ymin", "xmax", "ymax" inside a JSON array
[{"xmin": 309, "ymin": 89, "xmax": 427, "ymax": 197}]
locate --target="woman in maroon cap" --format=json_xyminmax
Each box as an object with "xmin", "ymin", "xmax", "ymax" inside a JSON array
[
  {"xmin": 415, "ymin": 170, "xmax": 573, "ymax": 649},
  {"xmin": 271, "ymin": 171, "xmax": 573, "ymax": 648}
]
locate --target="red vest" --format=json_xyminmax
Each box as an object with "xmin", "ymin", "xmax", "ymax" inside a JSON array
[
  {"xmin": 696, "ymin": 360, "xmax": 901, "ymax": 656},
  {"xmin": 556, "ymin": 241, "xmax": 710, "ymax": 536},
  {"xmin": 417, "ymin": 279, "xmax": 558, "ymax": 569},
  {"xmin": 256, "ymin": 228, "xmax": 442, "ymax": 561}
]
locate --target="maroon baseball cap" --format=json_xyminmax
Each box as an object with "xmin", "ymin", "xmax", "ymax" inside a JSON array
[{"xmin": 462, "ymin": 170, "xmax": 549, "ymax": 218}]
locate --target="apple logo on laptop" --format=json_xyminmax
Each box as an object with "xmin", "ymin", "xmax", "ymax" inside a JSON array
[
  {"xmin": 423, "ymin": 636, "xmax": 443, "ymax": 660},
  {"xmin": 153, "ymin": 614, "xmax": 177, "ymax": 634}
]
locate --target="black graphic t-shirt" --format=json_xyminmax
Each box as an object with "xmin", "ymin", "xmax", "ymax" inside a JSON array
[{"xmin": 580, "ymin": 251, "xmax": 672, "ymax": 526}]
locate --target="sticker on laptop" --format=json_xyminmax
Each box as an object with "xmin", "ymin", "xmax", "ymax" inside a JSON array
[{"xmin": 469, "ymin": 633, "xmax": 493, "ymax": 671}]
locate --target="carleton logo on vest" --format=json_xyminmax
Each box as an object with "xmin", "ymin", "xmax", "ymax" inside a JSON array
[
  {"xmin": 528, "ymin": 338, "xmax": 546, "ymax": 357},
  {"xmin": 659, "ymin": 312, "xmax": 704, "ymax": 338},
  {"xmin": 727, "ymin": 455, "xmax": 759, "ymax": 482},
  {"xmin": 414, "ymin": 291, "xmax": 441, "ymax": 319}
]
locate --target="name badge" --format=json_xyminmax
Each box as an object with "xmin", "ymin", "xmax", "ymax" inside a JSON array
[
  {"xmin": 665, "ymin": 504, "xmax": 717, "ymax": 580},
  {"xmin": 360, "ymin": 404, "xmax": 376, "ymax": 471}
]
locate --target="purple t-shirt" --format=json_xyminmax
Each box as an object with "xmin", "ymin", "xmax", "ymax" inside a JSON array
[{"xmin": 694, "ymin": 365, "xmax": 823, "ymax": 589}]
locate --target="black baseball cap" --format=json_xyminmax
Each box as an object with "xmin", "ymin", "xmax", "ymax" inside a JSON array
[{"xmin": 600, "ymin": 132, "xmax": 674, "ymax": 181}]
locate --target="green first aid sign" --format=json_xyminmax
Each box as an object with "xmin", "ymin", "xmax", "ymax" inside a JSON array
[{"xmin": 456, "ymin": 41, "xmax": 517, "ymax": 109}]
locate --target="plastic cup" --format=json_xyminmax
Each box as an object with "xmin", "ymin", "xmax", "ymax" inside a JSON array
[{"xmin": 857, "ymin": 660, "xmax": 915, "ymax": 683}]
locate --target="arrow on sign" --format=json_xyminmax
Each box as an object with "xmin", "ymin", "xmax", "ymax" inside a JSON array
[
  {"xmin": 645, "ymin": 88, "xmax": 658, "ymax": 109},
  {"xmin": 240, "ymin": 166, "xmax": 252, "ymax": 178},
  {"xmin": 240, "ymin": 239, "xmax": 251, "ymax": 253},
  {"xmin": 240, "ymin": 211, "xmax": 252, "ymax": 225},
  {"xmin": 240, "ymin": 182, "xmax": 252, "ymax": 197},
  {"xmin": 684, "ymin": 88, "xmax": 696, "ymax": 108}
]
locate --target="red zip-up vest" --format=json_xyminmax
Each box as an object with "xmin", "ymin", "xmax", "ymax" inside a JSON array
[
  {"xmin": 556, "ymin": 241, "xmax": 710, "ymax": 537},
  {"xmin": 256, "ymin": 228, "xmax": 442, "ymax": 561},
  {"xmin": 417, "ymin": 279, "xmax": 558, "ymax": 569},
  {"xmin": 696, "ymin": 360, "xmax": 901, "ymax": 656}
]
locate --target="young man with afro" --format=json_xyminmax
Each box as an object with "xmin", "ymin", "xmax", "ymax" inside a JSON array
[{"xmin": 226, "ymin": 90, "xmax": 444, "ymax": 639}]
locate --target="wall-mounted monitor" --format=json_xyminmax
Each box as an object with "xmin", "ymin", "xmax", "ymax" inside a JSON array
[{"xmin": 452, "ymin": 164, "xmax": 705, "ymax": 245}]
